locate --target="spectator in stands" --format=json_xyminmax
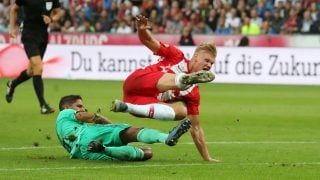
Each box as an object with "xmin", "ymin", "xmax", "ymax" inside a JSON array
[
  {"xmin": 263, "ymin": 9, "xmax": 274, "ymax": 23},
  {"xmin": 241, "ymin": 15, "xmax": 260, "ymax": 35},
  {"xmin": 149, "ymin": 9, "xmax": 161, "ymax": 27},
  {"xmin": 236, "ymin": 0, "xmax": 249, "ymax": 17},
  {"xmin": 215, "ymin": 16, "xmax": 233, "ymax": 35},
  {"xmin": 78, "ymin": 17, "xmax": 95, "ymax": 32},
  {"xmin": 98, "ymin": 10, "xmax": 113, "ymax": 32},
  {"xmin": 284, "ymin": 0, "xmax": 293, "ymax": 18},
  {"xmin": 197, "ymin": 0, "xmax": 212, "ymax": 19},
  {"xmin": 310, "ymin": 16, "xmax": 320, "ymax": 34},
  {"xmin": 282, "ymin": 9, "xmax": 301, "ymax": 34},
  {"xmin": 61, "ymin": 19, "xmax": 73, "ymax": 33},
  {"xmin": 91, "ymin": 0, "xmax": 104, "ymax": 22},
  {"xmin": 94, "ymin": 21, "xmax": 105, "ymax": 32},
  {"xmin": 256, "ymin": 0, "xmax": 274, "ymax": 19},
  {"xmin": 165, "ymin": 12, "xmax": 184, "ymax": 34},
  {"xmin": 275, "ymin": 0, "xmax": 286, "ymax": 18},
  {"xmin": 225, "ymin": 8, "xmax": 241, "ymax": 34},
  {"xmin": 294, "ymin": 0, "xmax": 305, "ymax": 19},
  {"xmin": 106, "ymin": 0, "xmax": 118, "ymax": 22},
  {"xmin": 82, "ymin": 0, "xmax": 94, "ymax": 21},
  {"xmin": 250, "ymin": 9, "xmax": 263, "ymax": 27},
  {"xmin": 271, "ymin": 10, "xmax": 284, "ymax": 34},
  {"xmin": 309, "ymin": 2, "xmax": 319, "ymax": 21},
  {"xmin": 193, "ymin": 19, "xmax": 214, "ymax": 34},
  {"xmin": 116, "ymin": 19, "xmax": 132, "ymax": 34},
  {"xmin": 188, "ymin": 11, "xmax": 201, "ymax": 28},
  {"xmin": 0, "ymin": 17, "xmax": 9, "ymax": 32},
  {"xmin": 0, "ymin": 0, "xmax": 317, "ymax": 35},
  {"xmin": 0, "ymin": 0, "xmax": 10, "ymax": 20},
  {"xmin": 109, "ymin": 20, "xmax": 119, "ymax": 33},
  {"xmin": 179, "ymin": 26, "xmax": 195, "ymax": 46},
  {"xmin": 300, "ymin": 10, "xmax": 314, "ymax": 34},
  {"xmin": 247, "ymin": 0, "xmax": 258, "ymax": 8},
  {"xmin": 238, "ymin": 36, "xmax": 250, "ymax": 46},
  {"xmin": 206, "ymin": 9, "xmax": 219, "ymax": 32},
  {"xmin": 261, "ymin": 20, "xmax": 274, "ymax": 34},
  {"xmin": 103, "ymin": 0, "xmax": 113, "ymax": 10},
  {"xmin": 182, "ymin": 0, "xmax": 195, "ymax": 22}
]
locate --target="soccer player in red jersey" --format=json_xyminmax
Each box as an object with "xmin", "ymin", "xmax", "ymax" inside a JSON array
[{"xmin": 111, "ymin": 15, "xmax": 219, "ymax": 162}]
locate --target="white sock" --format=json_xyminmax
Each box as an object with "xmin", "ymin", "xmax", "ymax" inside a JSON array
[
  {"xmin": 175, "ymin": 73, "xmax": 189, "ymax": 89},
  {"xmin": 126, "ymin": 103, "xmax": 175, "ymax": 120}
]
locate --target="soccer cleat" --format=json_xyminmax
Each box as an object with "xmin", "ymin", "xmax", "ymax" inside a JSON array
[
  {"xmin": 41, "ymin": 104, "xmax": 55, "ymax": 114},
  {"xmin": 5, "ymin": 80, "xmax": 14, "ymax": 103},
  {"xmin": 87, "ymin": 140, "xmax": 105, "ymax": 152},
  {"xmin": 110, "ymin": 99, "xmax": 128, "ymax": 112},
  {"xmin": 180, "ymin": 70, "xmax": 215, "ymax": 85},
  {"xmin": 165, "ymin": 119, "xmax": 192, "ymax": 146}
]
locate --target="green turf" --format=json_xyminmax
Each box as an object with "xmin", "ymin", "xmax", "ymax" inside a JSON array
[{"xmin": 0, "ymin": 78, "xmax": 319, "ymax": 179}]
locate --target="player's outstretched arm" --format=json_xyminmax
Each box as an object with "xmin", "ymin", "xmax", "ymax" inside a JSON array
[
  {"xmin": 188, "ymin": 115, "xmax": 220, "ymax": 162},
  {"xmin": 9, "ymin": 3, "xmax": 19, "ymax": 38},
  {"xmin": 75, "ymin": 111, "xmax": 112, "ymax": 124},
  {"xmin": 135, "ymin": 15, "xmax": 160, "ymax": 53}
]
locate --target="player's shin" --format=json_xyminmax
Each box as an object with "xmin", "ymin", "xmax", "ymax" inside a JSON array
[
  {"xmin": 128, "ymin": 103, "xmax": 176, "ymax": 120},
  {"xmin": 105, "ymin": 146, "xmax": 145, "ymax": 161},
  {"xmin": 137, "ymin": 128, "xmax": 168, "ymax": 144}
]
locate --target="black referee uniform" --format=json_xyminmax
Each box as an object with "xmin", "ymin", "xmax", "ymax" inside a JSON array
[
  {"xmin": 6, "ymin": 0, "xmax": 61, "ymax": 114},
  {"xmin": 18, "ymin": 0, "xmax": 60, "ymax": 59}
]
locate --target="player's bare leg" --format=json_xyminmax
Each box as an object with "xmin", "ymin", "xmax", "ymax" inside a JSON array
[{"xmin": 111, "ymin": 100, "xmax": 186, "ymax": 120}]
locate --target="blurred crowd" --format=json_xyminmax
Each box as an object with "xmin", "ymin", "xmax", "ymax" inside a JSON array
[{"xmin": 0, "ymin": 0, "xmax": 319, "ymax": 36}]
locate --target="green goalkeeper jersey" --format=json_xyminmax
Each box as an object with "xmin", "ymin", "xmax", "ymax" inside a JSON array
[{"xmin": 56, "ymin": 109, "xmax": 87, "ymax": 158}]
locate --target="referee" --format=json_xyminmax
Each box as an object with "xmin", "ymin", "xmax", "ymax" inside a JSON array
[{"xmin": 6, "ymin": 0, "xmax": 62, "ymax": 114}]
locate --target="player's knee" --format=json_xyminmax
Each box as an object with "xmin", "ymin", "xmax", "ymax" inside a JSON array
[
  {"xmin": 174, "ymin": 107, "xmax": 187, "ymax": 120},
  {"xmin": 27, "ymin": 70, "xmax": 34, "ymax": 76},
  {"xmin": 141, "ymin": 147, "xmax": 153, "ymax": 161},
  {"xmin": 29, "ymin": 58, "xmax": 43, "ymax": 75},
  {"xmin": 175, "ymin": 114, "xmax": 187, "ymax": 120},
  {"xmin": 32, "ymin": 66, "xmax": 43, "ymax": 75}
]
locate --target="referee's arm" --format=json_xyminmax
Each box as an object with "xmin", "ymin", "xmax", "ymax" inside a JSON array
[{"xmin": 9, "ymin": 3, "xmax": 19, "ymax": 38}]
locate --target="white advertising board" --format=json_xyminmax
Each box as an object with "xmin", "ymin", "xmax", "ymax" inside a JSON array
[{"xmin": 1, "ymin": 44, "xmax": 319, "ymax": 85}]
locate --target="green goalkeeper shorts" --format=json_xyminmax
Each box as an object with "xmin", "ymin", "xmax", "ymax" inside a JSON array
[{"xmin": 71, "ymin": 124, "xmax": 131, "ymax": 160}]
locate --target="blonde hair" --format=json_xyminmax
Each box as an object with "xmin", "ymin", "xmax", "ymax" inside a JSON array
[{"xmin": 195, "ymin": 42, "xmax": 217, "ymax": 57}]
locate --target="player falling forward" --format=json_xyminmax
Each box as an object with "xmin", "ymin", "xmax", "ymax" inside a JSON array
[{"xmin": 111, "ymin": 15, "xmax": 219, "ymax": 162}]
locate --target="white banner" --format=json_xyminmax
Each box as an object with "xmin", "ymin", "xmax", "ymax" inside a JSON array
[{"xmin": 1, "ymin": 44, "xmax": 319, "ymax": 85}]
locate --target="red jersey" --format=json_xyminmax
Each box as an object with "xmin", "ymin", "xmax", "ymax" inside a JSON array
[{"xmin": 123, "ymin": 43, "xmax": 200, "ymax": 115}]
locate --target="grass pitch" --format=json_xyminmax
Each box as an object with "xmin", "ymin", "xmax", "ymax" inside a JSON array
[{"xmin": 0, "ymin": 78, "xmax": 319, "ymax": 179}]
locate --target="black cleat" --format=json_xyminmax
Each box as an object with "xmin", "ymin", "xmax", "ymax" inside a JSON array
[
  {"xmin": 41, "ymin": 104, "xmax": 55, "ymax": 114},
  {"xmin": 165, "ymin": 119, "xmax": 192, "ymax": 146},
  {"xmin": 5, "ymin": 80, "xmax": 14, "ymax": 103}
]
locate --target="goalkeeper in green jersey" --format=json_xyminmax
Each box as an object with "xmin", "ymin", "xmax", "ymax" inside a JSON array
[{"xmin": 56, "ymin": 95, "xmax": 191, "ymax": 161}]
